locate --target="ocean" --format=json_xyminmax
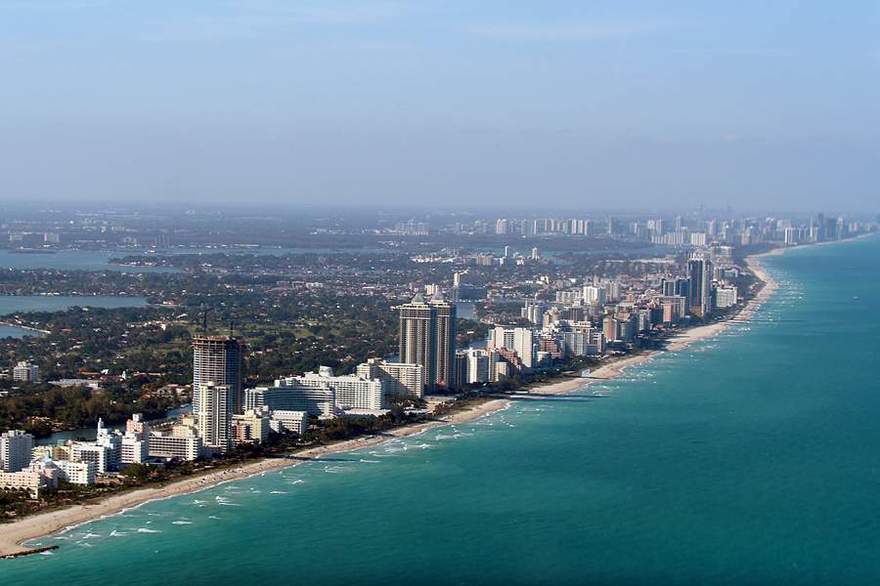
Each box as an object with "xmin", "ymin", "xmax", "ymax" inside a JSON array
[{"xmin": 4, "ymin": 235, "xmax": 879, "ymax": 585}]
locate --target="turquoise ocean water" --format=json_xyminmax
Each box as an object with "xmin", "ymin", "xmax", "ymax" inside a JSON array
[{"xmin": 3, "ymin": 236, "xmax": 879, "ymax": 585}]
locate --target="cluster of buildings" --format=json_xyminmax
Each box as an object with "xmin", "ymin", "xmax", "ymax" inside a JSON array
[
  {"xmin": 0, "ymin": 429, "xmax": 93, "ymax": 497},
  {"xmin": 542, "ymin": 249, "xmax": 738, "ymax": 342},
  {"xmin": 446, "ymin": 247, "xmax": 745, "ymax": 385},
  {"xmin": 442, "ymin": 213, "xmax": 870, "ymax": 249},
  {"xmin": 1, "ymin": 211, "xmax": 856, "ymax": 501}
]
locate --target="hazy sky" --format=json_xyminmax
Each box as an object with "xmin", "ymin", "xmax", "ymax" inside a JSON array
[{"xmin": 0, "ymin": 1, "xmax": 877, "ymax": 212}]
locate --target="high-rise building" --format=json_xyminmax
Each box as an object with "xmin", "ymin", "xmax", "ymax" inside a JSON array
[
  {"xmin": 582, "ymin": 285, "xmax": 607, "ymax": 306},
  {"xmin": 0, "ymin": 430, "xmax": 34, "ymax": 472},
  {"xmin": 148, "ymin": 427, "xmax": 202, "ymax": 461},
  {"xmin": 454, "ymin": 350, "xmax": 469, "ymax": 390},
  {"xmin": 521, "ymin": 301, "xmax": 545, "ymax": 325},
  {"xmin": 715, "ymin": 286, "xmax": 738, "ymax": 309},
  {"xmin": 398, "ymin": 293, "xmax": 457, "ymax": 391},
  {"xmin": 603, "ymin": 315, "xmax": 620, "ymax": 342},
  {"xmin": 232, "ymin": 409, "xmax": 270, "ymax": 444},
  {"xmin": 192, "ymin": 336, "xmax": 243, "ymax": 416},
  {"xmin": 431, "ymin": 295, "xmax": 457, "ymax": 389},
  {"xmin": 96, "ymin": 418, "xmax": 122, "ymax": 471},
  {"xmin": 487, "ymin": 326, "xmax": 535, "ymax": 368},
  {"xmin": 71, "ymin": 442, "xmax": 112, "ymax": 475},
  {"xmin": 687, "ymin": 253, "xmax": 714, "ymax": 317},
  {"xmin": 398, "ymin": 293, "xmax": 435, "ymax": 387},
  {"xmin": 466, "ymin": 349, "xmax": 490, "ymax": 384},
  {"xmin": 196, "ymin": 382, "xmax": 232, "ymax": 454}
]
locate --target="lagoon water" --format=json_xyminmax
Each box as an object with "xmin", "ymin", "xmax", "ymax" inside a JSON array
[
  {"xmin": 0, "ymin": 296, "xmax": 147, "ymax": 338},
  {"xmin": 4, "ymin": 236, "xmax": 880, "ymax": 585}
]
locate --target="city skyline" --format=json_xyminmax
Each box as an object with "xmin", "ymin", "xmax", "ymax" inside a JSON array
[{"xmin": 0, "ymin": 2, "xmax": 879, "ymax": 581}]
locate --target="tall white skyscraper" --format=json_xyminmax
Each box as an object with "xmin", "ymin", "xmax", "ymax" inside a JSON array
[{"xmin": 197, "ymin": 382, "xmax": 232, "ymax": 453}]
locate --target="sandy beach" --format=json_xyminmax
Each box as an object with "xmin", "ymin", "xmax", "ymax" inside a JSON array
[
  {"xmin": 0, "ymin": 247, "xmax": 788, "ymax": 558},
  {"xmin": 525, "ymin": 250, "xmax": 779, "ymax": 398},
  {"xmin": 0, "ymin": 398, "xmax": 508, "ymax": 557}
]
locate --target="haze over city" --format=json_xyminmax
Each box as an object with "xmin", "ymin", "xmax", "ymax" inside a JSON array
[
  {"xmin": 1, "ymin": 0, "xmax": 878, "ymax": 211},
  {"xmin": 2, "ymin": 3, "xmax": 880, "ymax": 585}
]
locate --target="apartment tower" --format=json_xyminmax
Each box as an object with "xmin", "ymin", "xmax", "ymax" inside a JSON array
[{"xmin": 192, "ymin": 335, "xmax": 243, "ymax": 415}]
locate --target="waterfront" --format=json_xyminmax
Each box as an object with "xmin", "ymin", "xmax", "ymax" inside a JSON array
[
  {"xmin": 2, "ymin": 236, "xmax": 876, "ymax": 583},
  {"xmin": 0, "ymin": 296, "xmax": 147, "ymax": 338},
  {"xmin": 0, "ymin": 247, "xmax": 394, "ymax": 273},
  {"xmin": 35, "ymin": 405, "xmax": 192, "ymax": 447}
]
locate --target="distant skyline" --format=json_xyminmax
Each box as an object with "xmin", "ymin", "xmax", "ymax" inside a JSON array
[{"xmin": 0, "ymin": 1, "xmax": 877, "ymax": 211}]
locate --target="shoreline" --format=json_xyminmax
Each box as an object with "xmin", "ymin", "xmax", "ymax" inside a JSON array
[
  {"xmin": 0, "ymin": 398, "xmax": 509, "ymax": 558},
  {"xmin": 524, "ymin": 250, "xmax": 777, "ymax": 398},
  {"xmin": 0, "ymin": 235, "xmax": 849, "ymax": 558}
]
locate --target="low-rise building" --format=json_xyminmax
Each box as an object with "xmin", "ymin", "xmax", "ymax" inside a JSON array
[
  {"xmin": 55, "ymin": 459, "xmax": 96, "ymax": 485},
  {"xmin": 269, "ymin": 410, "xmax": 309, "ymax": 435},
  {"xmin": 12, "ymin": 361, "xmax": 39, "ymax": 383},
  {"xmin": 71, "ymin": 442, "xmax": 112, "ymax": 475},
  {"xmin": 148, "ymin": 427, "xmax": 202, "ymax": 461},
  {"xmin": 232, "ymin": 409, "xmax": 270, "ymax": 444},
  {"xmin": 0, "ymin": 470, "xmax": 46, "ymax": 498},
  {"xmin": 715, "ymin": 286, "xmax": 738, "ymax": 309}
]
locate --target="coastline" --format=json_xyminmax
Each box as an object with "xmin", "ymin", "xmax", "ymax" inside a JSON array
[
  {"xmin": 527, "ymin": 247, "xmax": 781, "ymax": 397},
  {"xmin": 0, "ymin": 239, "xmax": 807, "ymax": 558},
  {"xmin": 0, "ymin": 398, "xmax": 509, "ymax": 558}
]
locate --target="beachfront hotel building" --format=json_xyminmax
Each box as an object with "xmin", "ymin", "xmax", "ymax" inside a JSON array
[
  {"xmin": 71, "ymin": 442, "xmax": 112, "ymax": 475},
  {"xmin": 55, "ymin": 460, "xmax": 96, "ymax": 485},
  {"xmin": 356, "ymin": 358, "xmax": 425, "ymax": 399},
  {"xmin": 295, "ymin": 367, "xmax": 384, "ymax": 411},
  {"xmin": 148, "ymin": 429, "xmax": 202, "ymax": 461},
  {"xmin": 715, "ymin": 286, "xmax": 738, "ymax": 309},
  {"xmin": 245, "ymin": 380, "xmax": 336, "ymax": 417},
  {"xmin": 121, "ymin": 432, "xmax": 149, "ymax": 465},
  {"xmin": 466, "ymin": 349, "xmax": 490, "ymax": 384},
  {"xmin": 0, "ymin": 430, "xmax": 34, "ymax": 473},
  {"xmin": 398, "ymin": 293, "xmax": 437, "ymax": 388},
  {"xmin": 0, "ymin": 469, "xmax": 48, "ymax": 498},
  {"xmin": 231, "ymin": 409, "xmax": 270, "ymax": 445},
  {"xmin": 432, "ymin": 296, "xmax": 457, "ymax": 389},
  {"xmin": 269, "ymin": 410, "xmax": 309, "ymax": 435},
  {"xmin": 192, "ymin": 335, "xmax": 243, "ymax": 416}
]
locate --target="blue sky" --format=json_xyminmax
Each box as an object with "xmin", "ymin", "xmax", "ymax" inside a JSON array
[{"xmin": 0, "ymin": 0, "xmax": 877, "ymax": 212}]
